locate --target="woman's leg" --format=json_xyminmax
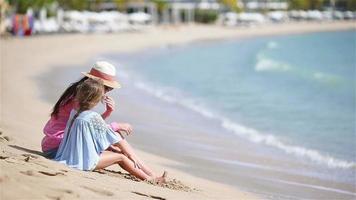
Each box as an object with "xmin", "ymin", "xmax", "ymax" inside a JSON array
[
  {"xmin": 111, "ymin": 139, "xmax": 155, "ymax": 177},
  {"xmin": 95, "ymin": 150, "xmax": 150, "ymax": 180}
]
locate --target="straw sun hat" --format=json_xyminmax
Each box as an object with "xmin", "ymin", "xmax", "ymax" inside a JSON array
[{"xmin": 82, "ymin": 61, "xmax": 121, "ymax": 89}]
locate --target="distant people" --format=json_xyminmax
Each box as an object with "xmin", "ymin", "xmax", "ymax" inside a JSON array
[
  {"xmin": 42, "ymin": 61, "xmax": 165, "ymax": 182},
  {"xmin": 54, "ymin": 78, "xmax": 166, "ymax": 183},
  {"xmin": 12, "ymin": 14, "xmax": 33, "ymax": 36},
  {"xmin": 12, "ymin": 15, "xmax": 20, "ymax": 35}
]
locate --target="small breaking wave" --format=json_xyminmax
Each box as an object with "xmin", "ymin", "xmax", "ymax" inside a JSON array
[
  {"xmin": 221, "ymin": 119, "xmax": 356, "ymax": 169},
  {"xmin": 254, "ymin": 53, "xmax": 343, "ymax": 86},
  {"xmin": 266, "ymin": 41, "xmax": 279, "ymax": 49},
  {"xmin": 254, "ymin": 42, "xmax": 289, "ymax": 72},
  {"xmin": 255, "ymin": 53, "xmax": 291, "ymax": 72},
  {"xmin": 134, "ymin": 81, "xmax": 215, "ymax": 119},
  {"xmin": 312, "ymin": 72, "xmax": 342, "ymax": 85}
]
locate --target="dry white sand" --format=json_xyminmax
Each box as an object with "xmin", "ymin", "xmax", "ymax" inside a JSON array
[{"xmin": 0, "ymin": 21, "xmax": 355, "ymax": 200}]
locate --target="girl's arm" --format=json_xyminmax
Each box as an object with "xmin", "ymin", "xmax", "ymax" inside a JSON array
[
  {"xmin": 101, "ymin": 110, "xmax": 112, "ymax": 119},
  {"xmin": 101, "ymin": 96, "xmax": 115, "ymax": 119},
  {"xmin": 110, "ymin": 122, "xmax": 133, "ymax": 136}
]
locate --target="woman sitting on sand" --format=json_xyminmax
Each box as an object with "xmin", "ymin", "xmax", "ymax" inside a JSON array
[
  {"xmin": 42, "ymin": 61, "xmax": 159, "ymax": 179},
  {"xmin": 54, "ymin": 78, "xmax": 166, "ymax": 183}
]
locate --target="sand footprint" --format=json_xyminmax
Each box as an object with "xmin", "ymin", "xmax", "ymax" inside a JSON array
[
  {"xmin": 22, "ymin": 154, "xmax": 39, "ymax": 162},
  {"xmin": 46, "ymin": 189, "xmax": 77, "ymax": 200},
  {"xmin": 46, "ymin": 195, "xmax": 61, "ymax": 200},
  {"xmin": 22, "ymin": 154, "xmax": 39, "ymax": 158},
  {"xmin": 0, "ymin": 130, "xmax": 10, "ymax": 142},
  {"xmin": 0, "ymin": 155, "xmax": 9, "ymax": 160},
  {"xmin": 0, "ymin": 135, "xmax": 10, "ymax": 142},
  {"xmin": 131, "ymin": 191, "xmax": 166, "ymax": 200},
  {"xmin": 20, "ymin": 170, "xmax": 36, "ymax": 176},
  {"xmin": 59, "ymin": 189, "xmax": 74, "ymax": 194},
  {"xmin": 20, "ymin": 170, "xmax": 65, "ymax": 177},
  {"xmin": 38, "ymin": 171, "xmax": 65, "ymax": 176},
  {"xmin": 81, "ymin": 185, "xmax": 114, "ymax": 196}
]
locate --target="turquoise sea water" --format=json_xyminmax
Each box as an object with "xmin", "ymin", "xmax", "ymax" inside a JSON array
[
  {"xmin": 98, "ymin": 30, "xmax": 356, "ymax": 198},
  {"xmin": 113, "ymin": 31, "xmax": 355, "ymax": 171}
]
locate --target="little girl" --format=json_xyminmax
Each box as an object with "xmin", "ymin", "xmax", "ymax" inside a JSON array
[{"xmin": 55, "ymin": 78, "xmax": 166, "ymax": 183}]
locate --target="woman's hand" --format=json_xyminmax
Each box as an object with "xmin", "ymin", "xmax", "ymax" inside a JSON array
[{"xmin": 118, "ymin": 123, "xmax": 133, "ymax": 136}]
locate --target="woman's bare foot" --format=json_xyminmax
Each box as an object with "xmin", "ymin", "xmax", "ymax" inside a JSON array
[{"xmin": 153, "ymin": 171, "xmax": 167, "ymax": 185}]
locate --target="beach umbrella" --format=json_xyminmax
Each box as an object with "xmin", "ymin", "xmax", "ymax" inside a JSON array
[{"xmin": 129, "ymin": 12, "xmax": 151, "ymax": 23}]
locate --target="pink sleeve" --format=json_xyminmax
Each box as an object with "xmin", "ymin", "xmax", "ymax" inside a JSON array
[{"xmin": 109, "ymin": 122, "xmax": 120, "ymax": 132}]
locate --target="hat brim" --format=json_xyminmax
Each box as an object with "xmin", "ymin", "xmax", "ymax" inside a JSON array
[{"xmin": 81, "ymin": 72, "xmax": 121, "ymax": 89}]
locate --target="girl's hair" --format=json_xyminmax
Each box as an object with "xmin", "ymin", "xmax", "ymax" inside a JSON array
[
  {"xmin": 51, "ymin": 77, "xmax": 88, "ymax": 117},
  {"xmin": 68, "ymin": 78, "xmax": 105, "ymax": 132},
  {"xmin": 75, "ymin": 78, "xmax": 104, "ymax": 113}
]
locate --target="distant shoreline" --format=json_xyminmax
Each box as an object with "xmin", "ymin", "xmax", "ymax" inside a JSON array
[{"xmin": 3, "ymin": 20, "xmax": 355, "ymax": 43}]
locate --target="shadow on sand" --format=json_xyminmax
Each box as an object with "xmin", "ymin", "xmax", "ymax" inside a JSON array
[{"xmin": 9, "ymin": 145, "xmax": 45, "ymax": 157}]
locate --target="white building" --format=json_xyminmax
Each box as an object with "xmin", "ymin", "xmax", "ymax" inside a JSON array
[
  {"xmin": 161, "ymin": 0, "xmax": 220, "ymax": 24},
  {"xmin": 240, "ymin": 0, "xmax": 288, "ymax": 11}
]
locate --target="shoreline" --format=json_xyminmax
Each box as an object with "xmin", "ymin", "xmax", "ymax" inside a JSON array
[
  {"xmin": 105, "ymin": 34, "xmax": 356, "ymax": 199},
  {"xmin": 1, "ymin": 21, "xmax": 355, "ymax": 199}
]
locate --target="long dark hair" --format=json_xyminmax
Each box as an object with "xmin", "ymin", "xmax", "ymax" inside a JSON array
[{"xmin": 50, "ymin": 77, "xmax": 88, "ymax": 117}]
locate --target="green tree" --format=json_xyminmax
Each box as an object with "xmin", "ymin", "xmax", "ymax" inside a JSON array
[
  {"xmin": 220, "ymin": 0, "xmax": 241, "ymax": 12},
  {"xmin": 289, "ymin": 0, "xmax": 324, "ymax": 10},
  {"xmin": 289, "ymin": 0, "xmax": 310, "ymax": 10},
  {"xmin": 309, "ymin": 0, "xmax": 324, "ymax": 10},
  {"xmin": 92, "ymin": 0, "xmax": 103, "ymax": 11},
  {"xmin": 114, "ymin": 0, "xmax": 128, "ymax": 12},
  {"xmin": 8, "ymin": 0, "xmax": 54, "ymax": 14},
  {"xmin": 57, "ymin": 0, "xmax": 87, "ymax": 10},
  {"xmin": 151, "ymin": 0, "xmax": 167, "ymax": 13},
  {"xmin": 347, "ymin": 0, "xmax": 356, "ymax": 10}
]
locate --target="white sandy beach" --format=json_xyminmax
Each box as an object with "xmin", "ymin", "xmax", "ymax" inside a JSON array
[{"xmin": 1, "ymin": 21, "xmax": 355, "ymax": 199}]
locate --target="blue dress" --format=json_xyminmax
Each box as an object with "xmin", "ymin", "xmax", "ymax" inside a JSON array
[{"xmin": 55, "ymin": 110, "xmax": 121, "ymax": 171}]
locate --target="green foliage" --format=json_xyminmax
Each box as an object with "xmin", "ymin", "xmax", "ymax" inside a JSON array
[
  {"xmin": 309, "ymin": 0, "xmax": 324, "ymax": 9},
  {"xmin": 347, "ymin": 0, "xmax": 356, "ymax": 11},
  {"xmin": 8, "ymin": 0, "xmax": 54, "ymax": 14},
  {"xmin": 151, "ymin": 0, "xmax": 167, "ymax": 13},
  {"xmin": 219, "ymin": 0, "xmax": 240, "ymax": 12},
  {"xmin": 114, "ymin": 0, "xmax": 130, "ymax": 12},
  {"xmin": 57, "ymin": 0, "xmax": 87, "ymax": 10},
  {"xmin": 289, "ymin": 0, "xmax": 324, "ymax": 10},
  {"xmin": 194, "ymin": 9, "xmax": 218, "ymax": 24},
  {"xmin": 92, "ymin": 0, "xmax": 103, "ymax": 11}
]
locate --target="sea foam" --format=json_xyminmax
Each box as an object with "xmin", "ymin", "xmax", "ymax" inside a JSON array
[
  {"xmin": 221, "ymin": 119, "xmax": 356, "ymax": 169},
  {"xmin": 255, "ymin": 43, "xmax": 343, "ymax": 86},
  {"xmin": 255, "ymin": 53, "xmax": 291, "ymax": 72}
]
